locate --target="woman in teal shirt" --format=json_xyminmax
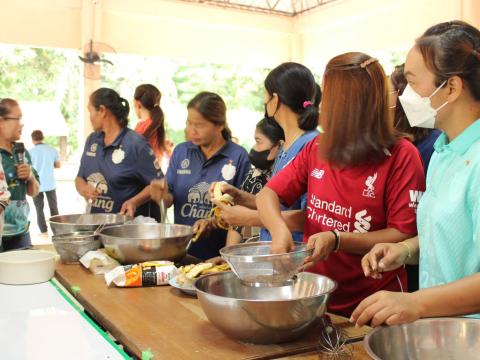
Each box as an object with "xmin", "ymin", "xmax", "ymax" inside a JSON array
[
  {"xmin": 0, "ymin": 99, "xmax": 40, "ymax": 251},
  {"xmin": 351, "ymin": 20, "xmax": 480, "ymax": 326}
]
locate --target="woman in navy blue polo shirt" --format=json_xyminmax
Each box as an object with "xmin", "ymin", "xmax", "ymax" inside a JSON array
[
  {"xmin": 150, "ymin": 92, "xmax": 250, "ymax": 260},
  {"xmin": 76, "ymin": 88, "xmax": 162, "ymax": 218}
]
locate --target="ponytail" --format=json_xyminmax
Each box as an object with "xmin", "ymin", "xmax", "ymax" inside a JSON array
[
  {"xmin": 222, "ymin": 125, "xmax": 232, "ymax": 141},
  {"xmin": 298, "ymin": 104, "xmax": 319, "ymax": 130},
  {"xmin": 134, "ymin": 84, "xmax": 167, "ymax": 151}
]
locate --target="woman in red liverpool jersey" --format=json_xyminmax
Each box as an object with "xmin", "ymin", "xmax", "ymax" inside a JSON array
[{"xmin": 257, "ymin": 52, "xmax": 426, "ymax": 317}]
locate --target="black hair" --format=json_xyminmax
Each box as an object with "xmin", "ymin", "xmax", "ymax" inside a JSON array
[
  {"xmin": 256, "ymin": 117, "xmax": 284, "ymax": 145},
  {"xmin": 264, "ymin": 62, "xmax": 319, "ymax": 131},
  {"xmin": 90, "ymin": 88, "xmax": 129, "ymax": 127},
  {"xmin": 134, "ymin": 84, "xmax": 166, "ymax": 151},
  {"xmin": 187, "ymin": 92, "xmax": 232, "ymax": 141},
  {"xmin": 313, "ymin": 83, "xmax": 322, "ymax": 107},
  {"xmin": 31, "ymin": 130, "xmax": 44, "ymax": 141},
  {"xmin": 418, "ymin": 20, "xmax": 480, "ymax": 101},
  {"xmin": 0, "ymin": 98, "xmax": 18, "ymax": 118}
]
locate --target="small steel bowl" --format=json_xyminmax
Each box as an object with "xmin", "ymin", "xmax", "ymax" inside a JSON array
[
  {"xmin": 364, "ymin": 317, "xmax": 480, "ymax": 360},
  {"xmin": 194, "ymin": 271, "xmax": 336, "ymax": 344},
  {"xmin": 52, "ymin": 231, "xmax": 101, "ymax": 264}
]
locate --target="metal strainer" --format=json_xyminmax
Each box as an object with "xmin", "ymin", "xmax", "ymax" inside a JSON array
[
  {"xmin": 220, "ymin": 242, "xmax": 313, "ymax": 287},
  {"xmin": 52, "ymin": 231, "xmax": 101, "ymax": 264}
]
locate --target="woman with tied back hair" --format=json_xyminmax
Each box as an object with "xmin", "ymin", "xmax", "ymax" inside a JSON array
[
  {"xmin": 352, "ymin": 20, "xmax": 480, "ymax": 326},
  {"xmin": 257, "ymin": 53, "xmax": 426, "ymax": 317},
  {"xmin": 76, "ymin": 88, "xmax": 163, "ymax": 218},
  {"xmin": 150, "ymin": 92, "xmax": 250, "ymax": 260},
  {"xmin": 133, "ymin": 84, "xmax": 172, "ymax": 174},
  {"xmin": 209, "ymin": 63, "xmax": 319, "ymax": 243}
]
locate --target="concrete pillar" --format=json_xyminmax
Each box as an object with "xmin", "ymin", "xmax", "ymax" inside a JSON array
[
  {"xmin": 289, "ymin": 16, "xmax": 303, "ymax": 63},
  {"xmin": 80, "ymin": 0, "xmax": 102, "ymax": 141}
]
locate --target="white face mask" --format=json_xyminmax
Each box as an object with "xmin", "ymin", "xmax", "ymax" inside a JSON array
[{"xmin": 398, "ymin": 82, "xmax": 448, "ymax": 128}]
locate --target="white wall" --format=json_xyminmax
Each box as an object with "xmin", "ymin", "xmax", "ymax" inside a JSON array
[
  {"xmin": 0, "ymin": 0, "xmax": 292, "ymax": 67},
  {"xmin": 296, "ymin": 0, "xmax": 466, "ymax": 73}
]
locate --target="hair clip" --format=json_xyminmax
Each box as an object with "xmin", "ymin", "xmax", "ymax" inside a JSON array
[
  {"xmin": 303, "ymin": 101, "xmax": 313, "ymax": 109},
  {"xmin": 472, "ymin": 49, "xmax": 480, "ymax": 59},
  {"xmin": 360, "ymin": 58, "xmax": 378, "ymax": 68}
]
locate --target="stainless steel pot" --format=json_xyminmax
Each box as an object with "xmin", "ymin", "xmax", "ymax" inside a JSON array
[
  {"xmin": 49, "ymin": 213, "xmax": 130, "ymax": 235},
  {"xmin": 99, "ymin": 223, "xmax": 193, "ymax": 264},
  {"xmin": 194, "ymin": 271, "xmax": 336, "ymax": 344},
  {"xmin": 364, "ymin": 317, "xmax": 480, "ymax": 360}
]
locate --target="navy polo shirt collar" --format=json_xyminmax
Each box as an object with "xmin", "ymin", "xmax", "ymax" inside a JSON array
[
  {"xmin": 102, "ymin": 127, "xmax": 129, "ymax": 149},
  {"xmin": 185, "ymin": 141, "xmax": 231, "ymax": 160}
]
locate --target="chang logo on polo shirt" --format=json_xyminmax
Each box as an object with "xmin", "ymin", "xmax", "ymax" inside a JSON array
[
  {"xmin": 87, "ymin": 172, "xmax": 114, "ymax": 212},
  {"xmin": 177, "ymin": 159, "xmax": 191, "ymax": 175},
  {"xmin": 181, "ymin": 181, "xmax": 211, "ymax": 219},
  {"xmin": 86, "ymin": 143, "xmax": 98, "ymax": 157}
]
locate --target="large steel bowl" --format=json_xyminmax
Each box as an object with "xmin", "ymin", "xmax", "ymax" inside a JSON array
[
  {"xmin": 49, "ymin": 213, "xmax": 129, "ymax": 235},
  {"xmin": 99, "ymin": 223, "xmax": 193, "ymax": 264},
  {"xmin": 194, "ymin": 271, "xmax": 336, "ymax": 344},
  {"xmin": 364, "ymin": 317, "xmax": 480, "ymax": 360}
]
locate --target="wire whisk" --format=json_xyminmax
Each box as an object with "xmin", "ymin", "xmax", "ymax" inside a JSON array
[{"xmin": 318, "ymin": 316, "xmax": 353, "ymax": 359}]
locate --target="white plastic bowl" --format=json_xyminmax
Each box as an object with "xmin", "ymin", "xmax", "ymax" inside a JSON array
[{"xmin": 0, "ymin": 250, "xmax": 56, "ymax": 285}]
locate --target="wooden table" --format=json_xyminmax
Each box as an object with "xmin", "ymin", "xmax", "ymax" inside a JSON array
[
  {"xmin": 55, "ymin": 264, "xmax": 371, "ymax": 359},
  {"xmin": 279, "ymin": 343, "xmax": 371, "ymax": 359}
]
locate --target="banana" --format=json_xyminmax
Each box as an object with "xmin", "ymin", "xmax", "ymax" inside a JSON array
[
  {"xmin": 177, "ymin": 262, "xmax": 231, "ymax": 280},
  {"xmin": 213, "ymin": 181, "xmax": 234, "ymax": 205},
  {"xmin": 186, "ymin": 263, "xmax": 213, "ymax": 279}
]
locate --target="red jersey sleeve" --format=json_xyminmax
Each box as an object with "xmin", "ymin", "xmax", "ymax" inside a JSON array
[
  {"xmin": 386, "ymin": 139, "xmax": 426, "ymax": 234},
  {"xmin": 266, "ymin": 137, "xmax": 316, "ymax": 207}
]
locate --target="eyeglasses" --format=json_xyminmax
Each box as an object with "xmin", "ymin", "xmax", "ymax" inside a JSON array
[{"xmin": 0, "ymin": 116, "xmax": 22, "ymax": 121}]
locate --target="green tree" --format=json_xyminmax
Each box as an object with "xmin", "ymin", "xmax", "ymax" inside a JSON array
[
  {"xmin": 0, "ymin": 46, "xmax": 81, "ymax": 157},
  {"xmin": 172, "ymin": 63, "xmax": 268, "ymax": 111}
]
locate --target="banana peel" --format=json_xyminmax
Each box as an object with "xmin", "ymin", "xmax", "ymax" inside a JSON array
[{"xmin": 210, "ymin": 181, "xmax": 234, "ymax": 230}]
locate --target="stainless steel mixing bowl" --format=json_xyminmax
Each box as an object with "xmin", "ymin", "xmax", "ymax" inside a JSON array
[
  {"xmin": 49, "ymin": 213, "xmax": 129, "ymax": 235},
  {"xmin": 364, "ymin": 317, "xmax": 480, "ymax": 360},
  {"xmin": 99, "ymin": 223, "xmax": 193, "ymax": 264},
  {"xmin": 194, "ymin": 271, "xmax": 336, "ymax": 344}
]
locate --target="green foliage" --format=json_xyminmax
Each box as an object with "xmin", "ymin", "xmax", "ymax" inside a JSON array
[
  {"xmin": 0, "ymin": 46, "xmax": 81, "ymax": 157},
  {"xmin": 0, "ymin": 46, "xmax": 269, "ymax": 155},
  {"xmin": 173, "ymin": 63, "xmax": 268, "ymax": 112}
]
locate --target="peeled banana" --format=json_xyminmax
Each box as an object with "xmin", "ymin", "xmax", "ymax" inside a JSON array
[{"xmin": 212, "ymin": 181, "xmax": 234, "ymax": 205}]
